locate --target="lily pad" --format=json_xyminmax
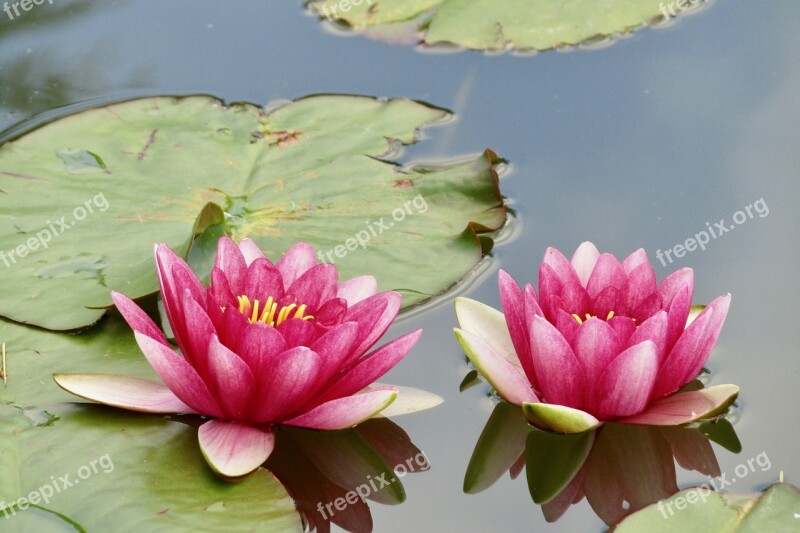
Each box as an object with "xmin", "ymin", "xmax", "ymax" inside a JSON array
[
  {"xmin": 615, "ymin": 482, "xmax": 800, "ymax": 532},
  {"xmin": 0, "ymin": 94, "xmax": 506, "ymax": 330},
  {"xmin": 308, "ymin": 0, "xmax": 698, "ymax": 52},
  {"xmin": 0, "ymin": 406, "xmax": 301, "ymax": 531}
]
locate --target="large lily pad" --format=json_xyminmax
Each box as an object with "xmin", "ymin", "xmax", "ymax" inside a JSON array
[
  {"xmin": 615, "ymin": 482, "xmax": 800, "ymax": 532},
  {"xmin": 0, "ymin": 406, "xmax": 301, "ymax": 532},
  {"xmin": 309, "ymin": 0, "xmax": 699, "ymax": 52},
  {"xmin": 0, "ymin": 94, "xmax": 505, "ymax": 330}
]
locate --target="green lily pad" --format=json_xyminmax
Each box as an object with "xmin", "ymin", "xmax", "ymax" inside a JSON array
[
  {"xmin": 615, "ymin": 482, "xmax": 800, "ymax": 532},
  {"xmin": 309, "ymin": 0, "xmax": 698, "ymax": 52},
  {"xmin": 0, "ymin": 94, "xmax": 506, "ymax": 330},
  {"xmin": 0, "ymin": 406, "xmax": 301, "ymax": 532}
]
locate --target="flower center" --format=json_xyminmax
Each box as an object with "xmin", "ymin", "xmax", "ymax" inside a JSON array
[
  {"xmin": 571, "ymin": 311, "xmax": 615, "ymax": 325},
  {"xmin": 235, "ymin": 295, "xmax": 314, "ymax": 326}
]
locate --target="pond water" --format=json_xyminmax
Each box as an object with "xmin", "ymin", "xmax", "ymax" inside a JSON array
[{"xmin": 1, "ymin": 1, "xmax": 798, "ymax": 531}]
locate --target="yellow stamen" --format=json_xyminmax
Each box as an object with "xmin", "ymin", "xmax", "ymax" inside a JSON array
[
  {"xmin": 606, "ymin": 311, "xmax": 615, "ymax": 320},
  {"xmin": 235, "ymin": 295, "xmax": 314, "ymax": 326},
  {"xmin": 571, "ymin": 313, "xmax": 583, "ymax": 325}
]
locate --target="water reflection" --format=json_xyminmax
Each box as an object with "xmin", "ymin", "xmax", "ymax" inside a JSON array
[
  {"xmin": 464, "ymin": 400, "xmax": 740, "ymax": 527},
  {"xmin": 266, "ymin": 418, "xmax": 430, "ymax": 533}
]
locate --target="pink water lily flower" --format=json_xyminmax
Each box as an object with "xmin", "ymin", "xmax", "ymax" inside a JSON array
[
  {"xmin": 55, "ymin": 237, "xmax": 431, "ymax": 477},
  {"xmin": 454, "ymin": 242, "xmax": 738, "ymax": 434}
]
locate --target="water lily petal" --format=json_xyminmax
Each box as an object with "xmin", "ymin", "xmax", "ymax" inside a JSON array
[
  {"xmin": 573, "ymin": 318, "xmax": 621, "ymax": 387},
  {"xmin": 373, "ymin": 384, "xmax": 444, "ymax": 416},
  {"xmin": 538, "ymin": 263, "xmax": 564, "ymax": 321},
  {"xmin": 658, "ymin": 267, "xmax": 694, "ymax": 308},
  {"xmin": 560, "ymin": 282, "xmax": 591, "ymax": 316},
  {"xmin": 625, "ymin": 310, "xmax": 668, "ymax": 363},
  {"xmin": 456, "ymin": 294, "xmax": 524, "ymax": 373},
  {"xmin": 287, "ymin": 263, "xmax": 338, "ymax": 309},
  {"xmin": 554, "ymin": 308, "xmax": 581, "ymax": 347},
  {"xmin": 277, "ymin": 241, "xmax": 317, "ymax": 289},
  {"xmin": 198, "ymin": 420, "xmax": 275, "ymax": 478},
  {"xmin": 315, "ymin": 297, "xmax": 348, "ymax": 326},
  {"xmin": 543, "ymin": 246, "xmax": 583, "ymax": 287},
  {"xmin": 586, "ymin": 253, "xmax": 626, "ymax": 300},
  {"xmin": 454, "ymin": 329, "xmax": 538, "ymax": 406},
  {"xmin": 652, "ymin": 294, "xmax": 731, "ymax": 399},
  {"xmin": 238, "ymin": 238, "xmax": 267, "ymax": 266},
  {"xmin": 621, "ymin": 385, "xmax": 739, "ymax": 425},
  {"xmin": 276, "ymin": 317, "xmax": 317, "ymax": 348},
  {"xmin": 593, "ymin": 340, "xmax": 658, "ymax": 419},
  {"xmin": 207, "ymin": 335, "xmax": 256, "ymax": 419},
  {"xmin": 209, "ymin": 267, "xmax": 236, "ymax": 308},
  {"xmin": 530, "ymin": 315, "xmax": 586, "ymax": 409},
  {"xmin": 337, "ymin": 276, "xmax": 378, "ymax": 306},
  {"xmin": 607, "ymin": 315, "xmax": 636, "ymax": 346},
  {"xmin": 624, "ymin": 261, "xmax": 658, "ymax": 313},
  {"xmin": 345, "ymin": 291, "xmax": 402, "ymax": 358},
  {"xmin": 134, "ymin": 332, "xmax": 223, "ymax": 417},
  {"xmin": 111, "ymin": 291, "xmax": 169, "ymax": 345},
  {"xmin": 665, "ymin": 284, "xmax": 691, "ymax": 350},
  {"xmin": 213, "ymin": 237, "xmax": 248, "ymax": 296},
  {"xmin": 317, "ymin": 330, "xmax": 422, "ymax": 403},
  {"xmin": 53, "ymin": 373, "xmax": 195, "ymax": 414},
  {"xmin": 310, "ymin": 321, "xmax": 360, "ymax": 379},
  {"xmin": 244, "ymin": 258, "xmax": 284, "ymax": 302},
  {"xmin": 178, "ymin": 290, "xmax": 216, "ymax": 376},
  {"xmin": 253, "ymin": 346, "xmax": 321, "ymax": 423},
  {"xmin": 621, "ymin": 248, "xmax": 648, "ymax": 274},
  {"xmin": 588, "ymin": 285, "xmax": 619, "ymax": 320},
  {"xmin": 237, "ymin": 321, "xmax": 288, "ymax": 375},
  {"xmin": 522, "ymin": 402, "xmax": 601, "ymax": 434},
  {"xmin": 284, "ymin": 388, "xmax": 398, "ymax": 430},
  {"xmin": 571, "ymin": 241, "xmax": 600, "ymax": 287}
]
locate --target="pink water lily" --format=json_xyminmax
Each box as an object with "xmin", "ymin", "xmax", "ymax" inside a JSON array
[
  {"xmin": 54, "ymin": 237, "xmax": 435, "ymax": 477},
  {"xmin": 454, "ymin": 242, "xmax": 738, "ymax": 434}
]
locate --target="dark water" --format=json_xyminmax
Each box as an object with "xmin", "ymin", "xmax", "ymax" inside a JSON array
[{"xmin": 1, "ymin": 1, "xmax": 799, "ymax": 531}]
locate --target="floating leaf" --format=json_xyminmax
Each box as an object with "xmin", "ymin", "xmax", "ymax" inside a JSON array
[
  {"xmin": 309, "ymin": 0, "xmax": 698, "ymax": 52},
  {"xmin": 615, "ymin": 482, "xmax": 800, "ymax": 532},
  {"xmin": 0, "ymin": 95, "xmax": 505, "ymax": 330}
]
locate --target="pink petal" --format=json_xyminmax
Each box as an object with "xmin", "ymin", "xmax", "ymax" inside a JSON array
[
  {"xmin": 543, "ymin": 247, "xmax": 583, "ymax": 287},
  {"xmin": 586, "ymin": 253, "xmax": 626, "ymax": 300},
  {"xmin": 559, "ymin": 282, "xmax": 591, "ymax": 316},
  {"xmin": 621, "ymin": 384, "xmax": 739, "ymax": 425},
  {"xmin": 621, "ymin": 248, "xmax": 648, "ymax": 274},
  {"xmin": 310, "ymin": 321, "xmax": 360, "ymax": 380},
  {"xmin": 554, "ymin": 308, "xmax": 581, "ymax": 347},
  {"xmin": 571, "ymin": 242, "xmax": 600, "ymax": 287},
  {"xmin": 284, "ymin": 388, "xmax": 398, "ymax": 430},
  {"xmin": 253, "ymin": 346, "xmax": 321, "ymax": 423},
  {"xmin": 530, "ymin": 315, "xmax": 586, "ymax": 409},
  {"xmin": 607, "ymin": 316, "xmax": 636, "ymax": 346},
  {"xmin": 337, "ymin": 276, "xmax": 378, "ymax": 306},
  {"xmin": 573, "ymin": 318, "xmax": 621, "ymax": 388},
  {"xmin": 315, "ymin": 297, "xmax": 348, "ymax": 326},
  {"xmin": 538, "ymin": 263, "xmax": 564, "ymax": 321},
  {"xmin": 652, "ymin": 295, "xmax": 731, "ymax": 399},
  {"xmin": 277, "ymin": 242, "xmax": 318, "ymax": 289},
  {"xmin": 665, "ymin": 284, "xmax": 691, "ymax": 351},
  {"xmin": 206, "ymin": 335, "xmax": 256, "ymax": 420},
  {"xmin": 208, "ymin": 268, "xmax": 236, "ymax": 308},
  {"xmin": 314, "ymin": 330, "xmax": 421, "ymax": 402},
  {"xmin": 198, "ymin": 420, "xmax": 275, "ymax": 477},
  {"xmin": 179, "ymin": 290, "xmax": 216, "ymax": 375},
  {"xmin": 454, "ymin": 329, "xmax": 537, "ymax": 406},
  {"xmin": 588, "ymin": 286, "xmax": 619, "ymax": 319},
  {"xmin": 214, "ymin": 237, "xmax": 248, "ymax": 295},
  {"xmin": 53, "ymin": 374, "xmax": 195, "ymax": 414},
  {"xmin": 237, "ymin": 238, "xmax": 267, "ymax": 266},
  {"xmin": 286, "ymin": 263, "xmax": 338, "ymax": 309},
  {"xmin": 658, "ymin": 268, "xmax": 694, "ymax": 308},
  {"xmin": 456, "ymin": 294, "xmax": 525, "ymax": 374},
  {"xmin": 154, "ymin": 244, "xmax": 203, "ymax": 351},
  {"xmin": 276, "ymin": 317, "xmax": 316, "ymax": 347},
  {"xmin": 625, "ymin": 310, "xmax": 668, "ymax": 364},
  {"xmin": 111, "ymin": 291, "xmax": 169, "ymax": 345},
  {"xmin": 344, "ymin": 291, "xmax": 402, "ymax": 358},
  {"xmin": 593, "ymin": 341, "xmax": 658, "ymax": 419},
  {"xmin": 237, "ymin": 321, "xmax": 288, "ymax": 375},
  {"xmin": 244, "ymin": 258, "xmax": 284, "ymax": 302},
  {"xmin": 624, "ymin": 262, "xmax": 658, "ymax": 313},
  {"xmin": 134, "ymin": 332, "xmax": 223, "ymax": 418}
]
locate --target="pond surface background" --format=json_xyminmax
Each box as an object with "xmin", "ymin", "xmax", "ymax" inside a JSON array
[{"xmin": 1, "ymin": 1, "xmax": 798, "ymax": 531}]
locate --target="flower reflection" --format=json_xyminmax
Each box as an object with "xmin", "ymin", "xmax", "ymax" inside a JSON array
[
  {"xmin": 464, "ymin": 400, "xmax": 740, "ymax": 527},
  {"xmin": 266, "ymin": 418, "xmax": 430, "ymax": 533}
]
